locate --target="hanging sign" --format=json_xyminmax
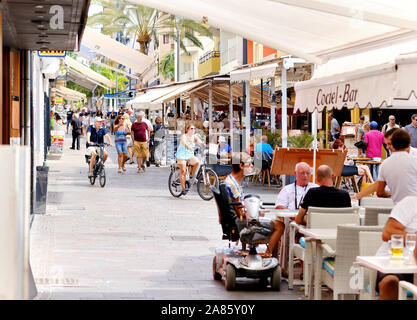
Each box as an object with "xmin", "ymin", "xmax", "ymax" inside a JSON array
[{"xmin": 37, "ymin": 50, "xmax": 67, "ymax": 58}]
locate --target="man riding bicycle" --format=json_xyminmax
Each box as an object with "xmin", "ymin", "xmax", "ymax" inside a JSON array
[{"xmin": 87, "ymin": 116, "xmax": 113, "ymax": 177}]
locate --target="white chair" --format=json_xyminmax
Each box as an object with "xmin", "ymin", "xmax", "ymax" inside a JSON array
[
  {"xmin": 288, "ymin": 206, "xmax": 357, "ymax": 292},
  {"xmin": 360, "ymin": 197, "xmax": 394, "ymax": 207},
  {"xmin": 318, "ymin": 225, "xmax": 383, "ymax": 300},
  {"xmin": 363, "ymin": 206, "xmax": 393, "ymax": 226},
  {"xmin": 377, "ymin": 213, "xmax": 390, "ymax": 226},
  {"xmin": 358, "ymin": 231, "xmax": 383, "ymax": 300},
  {"xmin": 399, "ymin": 281, "xmax": 417, "ymax": 300}
]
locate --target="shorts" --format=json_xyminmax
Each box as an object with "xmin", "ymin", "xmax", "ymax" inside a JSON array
[
  {"xmin": 87, "ymin": 146, "xmax": 101, "ymax": 155},
  {"xmin": 342, "ymin": 165, "xmax": 359, "ymax": 176},
  {"xmin": 376, "ymin": 271, "xmax": 414, "ymax": 292},
  {"xmin": 133, "ymin": 141, "xmax": 149, "ymax": 158},
  {"xmin": 116, "ymin": 142, "xmax": 128, "ymax": 154},
  {"xmin": 67, "ymin": 119, "xmax": 72, "ymax": 127}
]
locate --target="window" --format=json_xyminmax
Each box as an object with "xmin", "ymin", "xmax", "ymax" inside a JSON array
[{"xmin": 163, "ymin": 34, "xmax": 169, "ymax": 44}]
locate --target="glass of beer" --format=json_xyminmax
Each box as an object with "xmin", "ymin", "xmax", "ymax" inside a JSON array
[
  {"xmin": 391, "ymin": 234, "xmax": 404, "ymax": 259},
  {"xmin": 405, "ymin": 233, "xmax": 416, "ymax": 264}
]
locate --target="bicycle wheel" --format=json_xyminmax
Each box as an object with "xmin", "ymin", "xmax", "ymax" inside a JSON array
[
  {"xmin": 89, "ymin": 175, "xmax": 96, "ymax": 185},
  {"xmin": 197, "ymin": 168, "xmax": 219, "ymax": 201},
  {"xmin": 168, "ymin": 166, "xmax": 183, "ymax": 197},
  {"xmin": 99, "ymin": 167, "xmax": 106, "ymax": 187}
]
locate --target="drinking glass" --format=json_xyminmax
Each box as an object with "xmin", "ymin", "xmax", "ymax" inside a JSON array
[
  {"xmin": 405, "ymin": 233, "xmax": 416, "ymax": 264},
  {"xmin": 391, "ymin": 234, "xmax": 404, "ymax": 259}
]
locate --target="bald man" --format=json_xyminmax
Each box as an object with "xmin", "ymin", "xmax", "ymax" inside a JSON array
[
  {"xmin": 254, "ymin": 135, "xmax": 274, "ymax": 157},
  {"xmin": 295, "ymin": 165, "xmax": 351, "ymax": 225}
]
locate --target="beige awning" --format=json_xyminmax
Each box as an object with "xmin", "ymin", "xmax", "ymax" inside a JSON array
[
  {"xmin": 126, "ymin": 86, "xmax": 180, "ymax": 110},
  {"xmin": 230, "ymin": 63, "xmax": 278, "ymax": 82},
  {"xmin": 81, "ymin": 26, "xmax": 154, "ymax": 74},
  {"xmin": 153, "ymin": 81, "xmax": 206, "ymax": 104},
  {"xmin": 51, "ymin": 85, "xmax": 87, "ymax": 102},
  {"xmin": 64, "ymin": 56, "xmax": 114, "ymax": 88}
]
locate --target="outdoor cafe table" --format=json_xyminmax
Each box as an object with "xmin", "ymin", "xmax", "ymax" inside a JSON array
[
  {"xmin": 268, "ymin": 209, "xmax": 298, "ymax": 275},
  {"xmin": 356, "ymin": 256, "xmax": 417, "ymax": 285},
  {"xmin": 298, "ymin": 228, "xmax": 338, "ymax": 300}
]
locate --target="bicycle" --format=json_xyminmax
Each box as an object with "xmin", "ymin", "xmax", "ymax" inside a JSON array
[
  {"xmin": 85, "ymin": 143, "xmax": 109, "ymax": 187},
  {"xmin": 168, "ymin": 146, "xmax": 219, "ymax": 201}
]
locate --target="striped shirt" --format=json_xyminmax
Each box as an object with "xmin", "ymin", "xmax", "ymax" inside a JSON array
[{"xmin": 224, "ymin": 174, "xmax": 244, "ymax": 203}]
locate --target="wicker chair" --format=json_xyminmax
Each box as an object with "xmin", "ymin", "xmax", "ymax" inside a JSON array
[
  {"xmin": 399, "ymin": 281, "xmax": 417, "ymax": 300},
  {"xmin": 360, "ymin": 197, "xmax": 394, "ymax": 207},
  {"xmin": 377, "ymin": 213, "xmax": 390, "ymax": 226},
  {"xmin": 363, "ymin": 206, "xmax": 393, "ymax": 226},
  {"xmin": 318, "ymin": 225, "xmax": 383, "ymax": 300},
  {"xmin": 358, "ymin": 231, "xmax": 383, "ymax": 300},
  {"xmin": 288, "ymin": 206, "xmax": 358, "ymax": 292}
]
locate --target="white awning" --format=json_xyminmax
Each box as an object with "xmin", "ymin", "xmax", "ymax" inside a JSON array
[
  {"xmin": 126, "ymin": 86, "xmax": 180, "ymax": 110},
  {"xmin": 153, "ymin": 81, "xmax": 206, "ymax": 104},
  {"xmin": 294, "ymin": 62, "xmax": 396, "ymax": 113},
  {"xmin": 81, "ymin": 26, "xmax": 154, "ymax": 74},
  {"xmin": 130, "ymin": 0, "xmax": 417, "ymax": 64},
  {"xmin": 230, "ymin": 63, "xmax": 278, "ymax": 82},
  {"xmin": 294, "ymin": 40, "xmax": 417, "ymax": 113},
  {"xmin": 51, "ymin": 85, "xmax": 87, "ymax": 102},
  {"xmin": 64, "ymin": 56, "xmax": 114, "ymax": 88}
]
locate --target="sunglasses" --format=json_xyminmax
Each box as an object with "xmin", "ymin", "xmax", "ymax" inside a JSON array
[{"xmin": 190, "ymin": 127, "xmax": 195, "ymax": 130}]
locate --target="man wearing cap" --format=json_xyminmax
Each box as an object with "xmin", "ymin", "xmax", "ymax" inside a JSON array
[
  {"xmin": 86, "ymin": 117, "xmax": 113, "ymax": 177},
  {"xmin": 131, "ymin": 111, "xmax": 150, "ymax": 173},
  {"xmin": 364, "ymin": 121, "xmax": 385, "ymax": 180}
]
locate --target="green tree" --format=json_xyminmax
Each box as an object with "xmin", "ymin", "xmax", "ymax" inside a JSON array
[
  {"xmin": 90, "ymin": 64, "xmax": 129, "ymax": 92},
  {"xmin": 88, "ymin": 0, "xmax": 212, "ymax": 55},
  {"xmin": 159, "ymin": 51, "xmax": 175, "ymax": 80}
]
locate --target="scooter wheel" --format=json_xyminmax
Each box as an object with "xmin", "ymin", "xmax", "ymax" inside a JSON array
[
  {"xmin": 212, "ymin": 256, "xmax": 222, "ymax": 281},
  {"xmin": 270, "ymin": 266, "xmax": 281, "ymax": 291},
  {"xmin": 225, "ymin": 264, "xmax": 236, "ymax": 291}
]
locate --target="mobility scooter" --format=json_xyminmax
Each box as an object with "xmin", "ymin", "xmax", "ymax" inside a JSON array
[{"xmin": 211, "ymin": 184, "xmax": 281, "ymax": 290}]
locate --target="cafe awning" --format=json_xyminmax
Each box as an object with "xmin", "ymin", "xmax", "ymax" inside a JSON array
[
  {"xmin": 51, "ymin": 85, "xmax": 87, "ymax": 102},
  {"xmin": 294, "ymin": 40, "xmax": 417, "ymax": 113},
  {"xmin": 63, "ymin": 56, "xmax": 114, "ymax": 88},
  {"xmin": 126, "ymin": 86, "xmax": 180, "ymax": 110},
  {"xmin": 81, "ymin": 26, "xmax": 154, "ymax": 74},
  {"xmin": 131, "ymin": 0, "xmax": 417, "ymax": 64},
  {"xmin": 152, "ymin": 81, "xmax": 206, "ymax": 104},
  {"xmin": 230, "ymin": 63, "xmax": 278, "ymax": 82}
]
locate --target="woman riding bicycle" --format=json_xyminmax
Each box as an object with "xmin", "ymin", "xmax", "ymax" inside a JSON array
[{"xmin": 176, "ymin": 123, "xmax": 203, "ymax": 195}]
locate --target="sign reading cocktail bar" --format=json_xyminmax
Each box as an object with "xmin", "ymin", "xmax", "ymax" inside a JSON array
[
  {"xmin": 316, "ymin": 84, "xmax": 358, "ymax": 107},
  {"xmin": 294, "ymin": 64, "xmax": 396, "ymax": 113}
]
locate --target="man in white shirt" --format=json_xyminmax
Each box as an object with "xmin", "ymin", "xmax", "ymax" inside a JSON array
[
  {"xmin": 376, "ymin": 129, "xmax": 417, "ymax": 204},
  {"xmin": 275, "ymin": 162, "xmax": 318, "ymax": 210},
  {"xmin": 375, "ymin": 196, "xmax": 417, "ymax": 300},
  {"xmin": 274, "ymin": 162, "xmax": 318, "ymax": 274}
]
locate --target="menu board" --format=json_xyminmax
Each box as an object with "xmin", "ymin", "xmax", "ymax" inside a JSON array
[{"xmin": 50, "ymin": 130, "xmax": 65, "ymax": 154}]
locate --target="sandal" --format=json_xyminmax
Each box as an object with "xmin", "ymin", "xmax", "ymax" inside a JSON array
[
  {"xmin": 118, "ymin": 168, "xmax": 122, "ymax": 173},
  {"xmin": 122, "ymin": 167, "xmax": 126, "ymax": 172}
]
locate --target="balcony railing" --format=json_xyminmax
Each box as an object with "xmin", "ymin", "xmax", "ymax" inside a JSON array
[{"xmin": 199, "ymin": 51, "xmax": 220, "ymax": 65}]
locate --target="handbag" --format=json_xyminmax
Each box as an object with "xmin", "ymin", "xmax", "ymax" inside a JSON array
[{"xmin": 354, "ymin": 141, "xmax": 367, "ymax": 149}]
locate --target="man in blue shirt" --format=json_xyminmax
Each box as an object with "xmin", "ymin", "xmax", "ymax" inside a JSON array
[
  {"xmin": 86, "ymin": 117, "xmax": 112, "ymax": 177},
  {"xmin": 254, "ymin": 135, "xmax": 274, "ymax": 156}
]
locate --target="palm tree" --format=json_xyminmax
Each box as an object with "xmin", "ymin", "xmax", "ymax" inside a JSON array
[
  {"xmin": 90, "ymin": 64, "xmax": 129, "ymax": 92},
  {"xmin": 88, "ymin": 0, "xmax": 212, "ymax": 55},
  {"xmin": 159, "ymin": 51, "xmax": 175, "ymax": 81}
]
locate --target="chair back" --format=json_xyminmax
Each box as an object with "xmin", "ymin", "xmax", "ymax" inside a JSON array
[
  {"xmin": 333, "ymin": 225, "xmax": 384, "ymax": 296},
  {"xmin": 359, "ymin": 231, "xmax": 383, "ymax": 256},
  {"xmin": 364, "ymin": 206, "xmax": 393, "ymax": 226},
  {"xmin": 377, "ymin": 213, "xmax": 390, "ymax": 226},
  {"xmin": 307, "ymin": 212, "xmax": 359, "ymax": 229},
  {"xmin": 307, "ymin": 206, "xmax": 357, "ymax": 215},
  {"xmin": 210, "ymin": 183, "xmax": 239, "ymax": 241},
  {"xmin": 360, "ymin": 197, "xmax": 394, "ymax": 207}
]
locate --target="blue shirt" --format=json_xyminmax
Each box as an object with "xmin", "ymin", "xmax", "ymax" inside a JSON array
[
  {"xmin": 254, "ymin": 142, "xmax": 274, "ymax": 155},
  {"xmin": 86, "ymin": 125, "xmax": 107, "ymax": 148}
]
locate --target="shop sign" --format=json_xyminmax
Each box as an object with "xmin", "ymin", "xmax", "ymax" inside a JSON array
[
  {"xmin": 50, "ymin": 131, "xmax": 65, "ymax": 154},
  {"xmin": 37, "ymin": 50, "xmax": 67, "ymax": 58},
  {"xmin": 55, "ymin": 97, "xmax": 63, "ymax": 105},
  {"xmin": 315, "ymin": 83, "xmax": 358, "ymax": 108}
]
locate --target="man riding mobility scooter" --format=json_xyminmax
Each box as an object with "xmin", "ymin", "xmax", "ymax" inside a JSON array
[{"xmin": 211, "ymin": 183, "xmax": 281, "ymax": 290}]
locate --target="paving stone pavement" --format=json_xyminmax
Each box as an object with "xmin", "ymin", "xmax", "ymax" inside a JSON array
[{"xmin": 30, "ymin": 133, "xmax": 307, "ymax": 300}]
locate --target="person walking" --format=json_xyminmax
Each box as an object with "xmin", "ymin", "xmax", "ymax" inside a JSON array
[
  {"xmin": 404, "ymin": 114, "xmax": 417, "ymax": 148},
  {"xmin": 66, "ymin": 107, "xmax": 74, "ymax": 134},
  {"xmin": 151, "ymin": 117, "xmax": 165, "ymax": 167},
  {"xmin": 364, "ymin": 121, "xmax": 386, "ymax": 180},
  {"xmin": 329, "ymin": 113, "xmax": 340, "ymax": 141},
  {"xmin": 122, "ymin": 113, "xmax": 134, "ymax": 165},
  {"xmin": 70, "ymin": 113, "xmax": 82, "ymax": 150},
  {"xmin": 141, "ymin": 112, "xmax": 153, "ymax": 168},
  {"xmin": 109, "ymin": 110, "xmax": 117, "ymax": 135},
  {"xmin": 381, "ymin": 115, "xmax": 400, "ymax": 134},
  {"xmin": 113, "ymin": 115, "xmax": 129, "ymax": 173},
  {"xmin": 131, "ymin": 111, "xmax": 150, "ymax": 173}
]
